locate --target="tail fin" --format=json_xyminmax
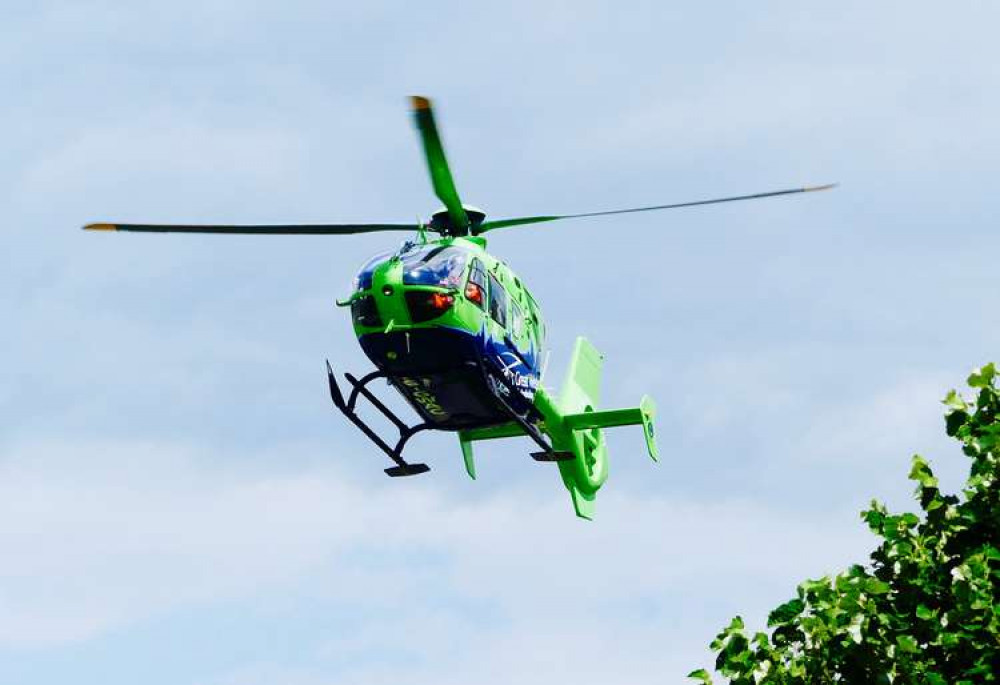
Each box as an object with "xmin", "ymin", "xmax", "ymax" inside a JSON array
[
  {"xmin": 545, "ymin": 338, "xmax": 659, "ymax": 519},
  {"xmin": 554, "ymin": 338, "xmax": 610, "ymax": 519},
  {"xmin": 560, "ymin": 337, "xmax": 604, "ymax": 410}
]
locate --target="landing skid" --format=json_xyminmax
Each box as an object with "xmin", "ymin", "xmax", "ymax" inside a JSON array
[
  {"xmin": 325, "ymin": 361, "xmax": 432, "ymax": 477},
  {"xmin": 476, "ymin": 361, "xmax": 567, "ymax": 461}
]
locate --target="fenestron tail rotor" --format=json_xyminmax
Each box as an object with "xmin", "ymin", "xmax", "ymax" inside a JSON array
[
  {"xmin": 475, "ymin": 184, "xmax": 838, "ymax": 234},
  {"xmin": 410, "ymin": 95, "xmax": 471, "ymax": 235}
]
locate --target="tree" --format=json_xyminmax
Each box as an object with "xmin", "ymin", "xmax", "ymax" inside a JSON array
[{"xmin": 689, "ymin": 364, "xmax": 1000, "ymax": 684}]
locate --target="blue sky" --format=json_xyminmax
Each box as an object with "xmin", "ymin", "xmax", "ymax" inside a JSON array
[{"xmin": 2, "ymin": 2, "xmax": 999, "ymax": 683}]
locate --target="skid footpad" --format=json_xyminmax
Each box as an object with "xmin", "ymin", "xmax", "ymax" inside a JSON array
[
  {"xmin": 531, "ymin": 451, "xmax": 575, "ymax": 462},
  {"xmin": 384, "ymin": 463, "xmax": 431, "ymax": 477}
]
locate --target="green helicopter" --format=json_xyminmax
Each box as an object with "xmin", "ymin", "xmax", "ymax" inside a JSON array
[{"xmin": 85, "ymin": 95, "xmax": 834, "ymax": 519}]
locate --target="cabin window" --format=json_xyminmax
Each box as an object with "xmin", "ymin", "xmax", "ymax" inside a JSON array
[
  {"xmin": 524, "ymin": 294, "xmax": 545, "ymax": 348},
  {"xmin": 401, "ymin": 246, "xmax": 468, "ymax": 287},
  {"xmin": 488, "ymin": 273, "xmax": 507, "ymax": 327},
  {"xmin": 465, "ymin": 259, "xmax": 487, "ymax": 308},
  {"xmin": 511, "ymin": 300, "xmax": 525, "ymax": 339}
]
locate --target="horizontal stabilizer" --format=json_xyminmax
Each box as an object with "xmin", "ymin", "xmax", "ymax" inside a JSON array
[
  {"xmin": 564, "ymin": 407, "xmax": 642, "ymax": 430},
  {"xmin": 563, "ymin": 395, "xmax": 658, "ymax": 462}
]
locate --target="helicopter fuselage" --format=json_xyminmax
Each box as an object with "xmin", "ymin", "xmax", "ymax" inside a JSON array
[
  {"xmin": 82, "ymin": 94, "xmax": 833, "ymax": 517},
  {"xmin": 341, "ymin": 235, "xmax": 545, "ymax": 431}
]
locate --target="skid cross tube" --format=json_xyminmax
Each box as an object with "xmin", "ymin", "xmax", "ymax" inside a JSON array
[{"xmin": 325, "ymin": 361, "xmax": 432, "ymax": 476}]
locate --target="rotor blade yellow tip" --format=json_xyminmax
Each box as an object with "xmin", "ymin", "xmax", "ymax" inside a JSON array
[
  {"xmin": 83, "ymin": 223, "xmax": 117, "ymax": 231},
  {"xmin": 410, "ymin": 95, "xmax": 432, "ymax": 111}
]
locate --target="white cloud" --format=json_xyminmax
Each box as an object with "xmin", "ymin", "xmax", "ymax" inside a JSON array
[
  {"xmin": 0, "ymin": 440, "xmax": 356, "ymax": 646},
  {"xmin": 0, "ymin": 436, "xmax": 867, "ymax": 685},
  {"xmin": 17, "ymin": 119, "xmax": 308, "ymax": 217}
]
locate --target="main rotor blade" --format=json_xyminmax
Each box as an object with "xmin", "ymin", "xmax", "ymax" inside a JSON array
[
  {"xmin": 410, "ymin": 96, "xmax": 469, "ymax": 232},
  {"xmin": 83, "ymin": 222, "xmax": 419, "ymax": 235},
  {"xmin": 477, "ymin": 183, "xmax": 838, "ymax": 233}
]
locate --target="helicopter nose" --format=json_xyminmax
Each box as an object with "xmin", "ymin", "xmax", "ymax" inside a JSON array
[{"xmin": 372, "ymin": 259, "xmax": 409, "ymax": 325}]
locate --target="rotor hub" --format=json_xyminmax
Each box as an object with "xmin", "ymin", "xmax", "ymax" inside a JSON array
[{"xmin": 429, "ymin": 205, "xmax": 486, "ymax": 236}]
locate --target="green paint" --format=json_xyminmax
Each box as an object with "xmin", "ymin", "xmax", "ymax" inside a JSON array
[
  {"xmin": 459, "ymin": 438, "xmax": 476, "ymax": 480},
  {"xmin": 532, "ymin": 338, "xmax": 655, "ymax": 519},
  {"xmin": 411, "ymin": 96, "xmax": 469, "ymax": 234},
  {"xmin": 350, "ymin": 231, "xmax": 657, "ymax": 518},
  {"xmin": 350, "ymin": 235, "xmax": 546, "ymax": 348}
]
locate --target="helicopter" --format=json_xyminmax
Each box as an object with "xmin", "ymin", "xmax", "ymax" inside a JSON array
[{"xmin": 85, "ymin": 95, "xmax": 835, "ymax": 519}]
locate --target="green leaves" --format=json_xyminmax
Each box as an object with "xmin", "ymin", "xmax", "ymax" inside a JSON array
[
  {"xmin": 767, "ymin": 599, "xmax": 805, "ymax": 627},
  {"xmin": 896, "ymin": 634, "xmax": 919, "ymax": 653},
  {"xmin": 909, "ymin": 455, "xmax": 938, "ymax": 489},
  {"xmin": 693, "ymin": 363, "xmax": 1000, "ymax": 683},
  {"xmin": 687, "ymin": 669, "xmax": 714, "ymax": 684},
  {"xmin": 944, "ymin": 389, "xmax": 968, "ymax": 412},
  {"xmin": 967, "ymin": 363, "xmax": 995, "ymax": 389},
  {"xmin": 864, "ymin": 578, "xmax": 891, "ymax": 595}
]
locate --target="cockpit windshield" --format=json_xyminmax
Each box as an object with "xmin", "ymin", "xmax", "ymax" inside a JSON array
[
  {"xmin": 353, "ymin": 250, "xmax": 393, "ymax": 291},
  {"xmin": 401, "ymin": 246, "xmax": 468, "ymax": 287}
]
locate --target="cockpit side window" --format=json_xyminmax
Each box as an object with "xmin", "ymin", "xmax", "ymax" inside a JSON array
[
  {"xmin": 401, "ymin": 246, "xmax": 468, "ymax": 287},
  {"xmin": 465, "ymin": 259, "xmax": 487, "ymax": 309},
  {"xmin": 487, "ymin": 273, "xmax": 507, "ymax": 327},
  {"xmin": 353, "ymin": 250, "xmax": 393, "ymax": 291}
]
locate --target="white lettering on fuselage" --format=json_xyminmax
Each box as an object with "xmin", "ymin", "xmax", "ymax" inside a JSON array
[{"xmin": 497, "ymin": 352, "xmax": 537, "ymax": 396}]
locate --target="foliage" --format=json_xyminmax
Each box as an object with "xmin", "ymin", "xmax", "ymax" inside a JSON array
[{"xmin": 689, "ymin": 364, "xmax": 1000, "ymax": 684}]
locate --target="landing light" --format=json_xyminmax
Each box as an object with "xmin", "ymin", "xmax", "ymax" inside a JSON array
[
  {"xmin": 430, "ymin": 293, "xmax": 455, "ymax": 310},
  {"xmin": 405, "ymin": 291, "xmax": 455, "ymax": 323}
]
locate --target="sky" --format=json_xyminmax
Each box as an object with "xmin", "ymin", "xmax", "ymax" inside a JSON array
[{"xmin": 2, "ymin": 2, "xmax": 999, "ymax": 683}]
